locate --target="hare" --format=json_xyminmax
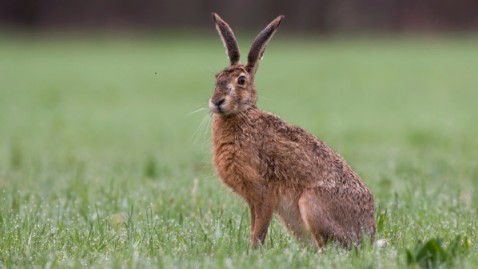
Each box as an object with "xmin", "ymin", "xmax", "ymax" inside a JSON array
[{"xmin": 209, "ymin": 13, "xmax": 376, "ymax": 249}]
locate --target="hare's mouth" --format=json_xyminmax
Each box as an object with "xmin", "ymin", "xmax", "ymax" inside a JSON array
[
  {"xmin": 209, "ymin": 98, "xmax": 238, "ymax": 116},
  {"xmin": 209, "ymin": 98, "xmax": 226, "ymax": 114}
]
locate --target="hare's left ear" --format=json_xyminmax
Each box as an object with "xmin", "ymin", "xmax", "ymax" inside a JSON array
[
  {"xmin": 212, "ymin": 13, "xmax": 241, "ymax": 65},
  {"xmin": 246, "ymin": 15, "xmax": 284, "ymax": 76}
]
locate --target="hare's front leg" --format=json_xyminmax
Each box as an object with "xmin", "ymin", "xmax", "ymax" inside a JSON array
[
  {"xmin": 248, "ymin": 203, "xmax": 256, "ymax": 244},
  {"xmin": 248, "ymin": 196, "xmax": 278, "ymax": 248}
]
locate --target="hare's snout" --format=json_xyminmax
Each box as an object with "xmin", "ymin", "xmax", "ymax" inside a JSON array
[
  {"xmin": 209, "ymin": 97, "xmax": 226, "ymax": 114},
  {"xmin": 210, "ymin": 83, "xmax": 237, "ymax": 114}
]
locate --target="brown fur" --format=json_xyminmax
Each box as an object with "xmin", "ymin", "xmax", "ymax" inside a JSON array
[{"xmin": 209, "ymin": 13, "xmax": 376, "ymax": 249}]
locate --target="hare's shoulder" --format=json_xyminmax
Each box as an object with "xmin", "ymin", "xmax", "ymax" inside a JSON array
[
  {"xmin": 259, "ymin": 111, "xmax": 321, "ymax": 144},
  {"xmin": 258, "ymin": 110, "xmax": 348, "ymax": 168}
]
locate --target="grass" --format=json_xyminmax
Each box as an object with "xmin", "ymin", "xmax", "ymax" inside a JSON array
[{"xmin": 0, "ymin": 33, "xmax": 477, "ymax": 268}]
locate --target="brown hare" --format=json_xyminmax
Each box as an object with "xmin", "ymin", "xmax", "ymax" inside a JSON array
[{"xmin": 209, "ymin": 13, "xmax": 376, "ymax": 249}]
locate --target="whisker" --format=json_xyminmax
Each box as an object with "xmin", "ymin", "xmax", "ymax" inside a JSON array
[
  {"xmin": 188, "ymin": 106, "xmax": 208, "ymax": 116},
  {"xmin": 191, "ymin": 111, "xmax": 214, "ymax": 147},
  {"xmin": 203, "ymin": 113, "xmax": 212, "ymax": 137},
  {"xmin": 190, "ymin": 114, "xmax": 209, "ymax": 143},
  {"xmin": 257, "ymin": 94, "xmax": 275, "ymax": 102}
]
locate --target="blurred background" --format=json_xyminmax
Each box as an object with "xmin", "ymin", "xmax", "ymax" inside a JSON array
[
  {"xmin": 1, "ymin": 0, "xmax": 478, "ymax": 33},
  {"xmin": 1, "ymin": 0, "xmax": 477, "ymax": 173},
  {"xmin": 1, "ymin": 0, "xmax": 477, "ymax": 177}
]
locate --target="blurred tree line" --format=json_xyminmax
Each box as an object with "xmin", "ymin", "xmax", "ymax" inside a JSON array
[{"xmin": 0, "ymin": 0, "xmax": 477, "ymax": 33}]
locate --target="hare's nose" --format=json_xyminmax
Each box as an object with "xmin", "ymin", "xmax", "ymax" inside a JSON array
[{"xmin": 214, "ymin": 98, "xmax": 225, "ymax": 107}]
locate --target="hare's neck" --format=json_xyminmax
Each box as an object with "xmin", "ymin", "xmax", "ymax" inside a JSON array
[{"xmin": 211, "ymin": 107, "xmax": 258, "ymax": 140}]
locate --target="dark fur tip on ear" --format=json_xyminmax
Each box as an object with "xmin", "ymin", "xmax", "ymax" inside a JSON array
[
  {"xmin": 211, "ymin": 12, "xmax": 219, "ymax": 22},
  {"xmin": 270, "ymin": 15, "xmax": 285, "ymax": 30},
  {"xmin": 276, "ymin": 15, "xmax": 285, "ymax": 24}
]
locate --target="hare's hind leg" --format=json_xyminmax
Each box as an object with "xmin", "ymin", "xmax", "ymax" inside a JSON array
[
  {"xmin": 276, "ymin": 196, "xmax": 310, "ymax": 244},
  {"xmin": 298, "ymin": 190, "xmax": 338, "ymax": 248}
]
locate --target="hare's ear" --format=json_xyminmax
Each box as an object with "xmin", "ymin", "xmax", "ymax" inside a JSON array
[
  {"xmin": 212, "ymin": 13, "xmax": 240, "ymax": 65},
  {"xmin": 246, "ymin": 15, "xmax": 284, "ymax": 76}
]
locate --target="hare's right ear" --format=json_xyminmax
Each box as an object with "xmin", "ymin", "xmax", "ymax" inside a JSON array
[
  {"xmin": 212, "ymin": 13, "xmax": 240, "ymax": 65},
  {"xmin": 246, "ymin": 15, "xmax": 284, "ymax": 76}
]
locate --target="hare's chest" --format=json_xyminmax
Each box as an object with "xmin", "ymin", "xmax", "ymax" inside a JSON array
[
  {"xmin": 213, "ymin": 146, "xmax": 263, "ymax": 200},
  {"xmin": 212, "ymin": 136, "xmax": 262, "ymax": 190}
]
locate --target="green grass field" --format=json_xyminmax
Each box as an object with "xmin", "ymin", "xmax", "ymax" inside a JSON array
[{"xmin": 1, "ymin": 33, "xmax": 477, "ymax": 268}]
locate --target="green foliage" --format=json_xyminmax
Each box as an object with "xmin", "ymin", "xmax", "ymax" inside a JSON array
[
  {"xmin": 406, "ymin": 236, "xmax": 471, "ymax": 269},
  {"xmin": 0, "ymin": 34, "xmax": 477, "ymax": 268}
]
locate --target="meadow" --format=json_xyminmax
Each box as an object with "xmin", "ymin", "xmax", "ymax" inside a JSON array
[{"xmin": 0, "ymin": 33, "xmax": 477, "ymax": 268}]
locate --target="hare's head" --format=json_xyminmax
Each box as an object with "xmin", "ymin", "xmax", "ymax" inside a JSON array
[{"xmin": 209, "ymin": 13, "xmax": 284, "ymax": 115}]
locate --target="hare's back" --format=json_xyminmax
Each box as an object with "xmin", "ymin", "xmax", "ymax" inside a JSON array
[{"xmin": 259, "ymin": 112, "xmax": 364, "ymax": 189}]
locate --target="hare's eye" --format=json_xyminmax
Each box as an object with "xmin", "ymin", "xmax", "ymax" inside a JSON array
[{"xmin": 237, "ymin": 76, "xmax": 246, "ymax": 85}]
